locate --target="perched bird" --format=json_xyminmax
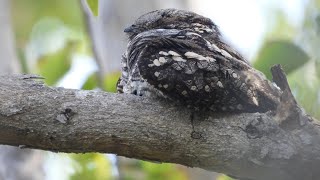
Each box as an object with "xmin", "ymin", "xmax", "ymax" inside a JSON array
[{"xmin": 118, "ymin": 9, "xmax": 280, "ymax": 112}]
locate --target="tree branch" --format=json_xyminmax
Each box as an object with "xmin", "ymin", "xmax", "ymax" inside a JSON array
[{"xmin": 0, "ymin": 73, "xmax": 320, "ymax": 180}]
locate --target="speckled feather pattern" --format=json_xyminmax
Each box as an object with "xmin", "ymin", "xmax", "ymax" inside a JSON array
[{"xmin": 118, "ymin": 9, "xmax": 280, "ymax": 112}]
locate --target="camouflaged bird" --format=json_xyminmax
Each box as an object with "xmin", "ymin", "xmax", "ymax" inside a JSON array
[{"xmin": 117, "ymin": 9, "xmax": 280, "ymax": 112}]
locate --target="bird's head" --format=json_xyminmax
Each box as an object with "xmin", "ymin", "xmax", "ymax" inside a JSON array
[{"xmin": 124, "ymin": 9, "xmax": 220, "ymax": 40}]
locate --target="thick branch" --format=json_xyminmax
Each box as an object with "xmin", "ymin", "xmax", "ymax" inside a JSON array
[{"xmin": 0, "ymin": 74, "xmax": 320, "ymax": 180}]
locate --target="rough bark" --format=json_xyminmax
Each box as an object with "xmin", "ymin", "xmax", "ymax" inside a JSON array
[{"xmin": 0, "ymin": 72, "xmax": 319, "ymax": 180}]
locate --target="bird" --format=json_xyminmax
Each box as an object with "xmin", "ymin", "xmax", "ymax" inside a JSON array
[{"xmin": 117, "ymin": 9, "xmax": 280, "ymax": 112}]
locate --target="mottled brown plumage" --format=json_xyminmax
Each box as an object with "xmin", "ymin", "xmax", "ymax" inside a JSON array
[{"xmin": 118, "ymin": 9, "xmax": 280, "ymax": 112}]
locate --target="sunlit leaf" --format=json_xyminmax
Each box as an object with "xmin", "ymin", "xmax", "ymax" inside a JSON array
[
  {"xmin": 82, "ymin": 73, "xmax": 98, "ymax": 90},
  {"xmin": 316, "ymin": 61, "xmax": 320, "ymax": 78},
  {"xmin": 103, "ymin": 72, "xmax": 121, "ymax": 93},
  {"xmin": 37, "ymin": 41, "xmax": 77, "ymax": 85},
  {"xmin": 253, "ymin": 40, "xmax": 309, "ymax": 79},
  {"xmin": 288, "ymin": 61, "xmax": 320, "ymax": 119},
  {"xmin": 140, "ymin": 161, "xmax": 188, "ymax": 180},
  {"xmin": 265, "ymin": 10, "xmax": 296, "ymax": 40},
  {"xmin": 86, "ymin": 0, "xmax": 99, "ymax": 16},
  {"xmin": 217, "ymin": 174, "xmax": 234, "ymax": 180},
  {"xmin": 69, "ymin": 153, "xmax": 112, "ymax": 180},
  {"xmin": 17, "ymin": 48, "xmax": 29, "ymax": 73},
  {"xmin": 315, "ymin": 14, "xmax": 320, "ymax": 34}
]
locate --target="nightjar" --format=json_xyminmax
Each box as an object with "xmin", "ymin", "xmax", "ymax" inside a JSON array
[{"xmin": 117, "ymin": 9, "xmax": 280, "ymax": 112}]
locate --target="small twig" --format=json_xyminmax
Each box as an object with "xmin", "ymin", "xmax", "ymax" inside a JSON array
[
  {"xmin": 270, "ymin": 64, "xmax": 308, "ymax": 127},
  {"xmin": 271, "ymin": 64, "xmax": 296, "ymax": 104},
  {"xmin": 79, "ymin": 0, "xmax": 104, "ymax": 88}
]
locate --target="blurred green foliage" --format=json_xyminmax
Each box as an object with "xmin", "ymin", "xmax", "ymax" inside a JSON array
[
  {"xmin": 253, "ymin": 40, "xmax": 309, "ymax": 79},
  {"xmin": 288, "ymin": 62, "xmax": 320, "ymax": 118},
  {"xmin": 12, "ymin": 0, "xmax": 84, "ymax": 45},
  {"xmin": 37, "ymin": 41, "xmax": 74, "ymax": 85},
  {"xmin": 86, "ymin": 0, "xmax": 99, "ymax": 16},
  {"xmin": 252, "ymin": 0, "xmax": 320, "ymax": 120},
  {"xmin": 103, "ymin": 72, "xmax": 121, "ymax": 92},
  {"xmin": 70, "ymin": 153, "xmax": 112, "ymax": 180},
  {"xmin": 139, "ymin": 162, "xmax": 188, "ymax": 180},
  {"xmin": 82, "ymin": 72, "xmax": 121, "ymax": 92},
  {"xmin": 217, "ymin": 175, "xmax": 234, "ymax": 180},
  {"xmin": 118, "ymin": 160, "xmax": 188, "ymax": 180},
  {"xmin": 82, "ymin": 73, "xmax": 98, "ymax": 90}
]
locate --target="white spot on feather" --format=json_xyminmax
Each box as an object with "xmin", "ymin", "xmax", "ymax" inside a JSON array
[
  {"xmin": 192, "ymin": 23, "xmax": 202, "ymax": 27},
  {"xmin": 190, "ymin": 86, "xmax": 197, "ymax": 91},
  {"xmin": 168, "ymin": 51, "xmax": 181, "ymax": 56},
  {"xmin": 154, "ymin": 72, "xmax": 160, "ymax": 77},
  {"xmin": 185, "ymin": 32, "xmax": 202, "ymax": 37},
  {"xmin": 252, "ymin": 97, "xmax": 259, "ymax": 106},
  {"xmin": 232, "ymin": 73, "xmax": 238, "ymax": 78},
  {"xmin": 204, "ymin": 28, "xmax": 213, "ymax": 33},
  {"xmin": 181, "ymin": 90, "xmax": 188, "ymax": 96},
  {"xmin": 159, "ymin": 51, "xmax": 169, "ymax": 56},
  {"xmin": 205, "ymin": 85, "xmax": 210, "ymax": 92},
  {"xmin": 221, "ymin": 49, "xmax": 233, "ymax": 58},
  {"xmin": 217, "ymin": 81, "xmax": 224, "ymax": 88},
  {"xmin": 153, "ymin": 59, "xmax": 161, "ymax": 66},
  {"xmin": 184, "ymin": 52, "xmax": 207, "ymax": 61},
  {"xmin": 206, "ymin": 57, "xmax": 216, "ymax": 62},
  {"xmin": 211, "ymin": 44, "xmax": 222, "ymax": 52},
  {"xmin": 122, "ymin": 71, "xmax": 128, "ymax": 77},
  {"xmin": 172, "ymin": 56, "xmax": 186, "ymax": 62},
  {"xmin": 159, "ymin": 57, "xmax": 167, "ymax": 63}
]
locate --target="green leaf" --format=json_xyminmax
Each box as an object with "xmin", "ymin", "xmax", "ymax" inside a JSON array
[
  {"xmin": 253, "ymin": 40, "xmax": 309, "ymax": 79},
  {"xmin": 82, "ymin": 72, "xmax": 120, "ymax": 92},
  {"xmin": 217, "ymin": 174, "xmax": 234, "ymax": 180},
  {"xmin": 37, "ymin": 41, "xmax": 76, "ymax": 85},
  {"xmin": 69, "ymin": 153, "xmax": 112, "ymax": 180},
  {"xmin": 288, "ymin": 61, "xmax": 320, "ymax": 119},
  {"xmin": 103, "ymin": 72, "xmax": 121, "ymax": 93},
  {"xmin": 81, "ymin": 73, "xmax": 98, "ymax": 90},
  {"xmin": 140, "ymin": 161, "xmax": 188, "ymax": 180},
  {"xmin": 86, "ymin": 0, "xmax": 99, "ymax": 16},
  {"xmin": 316, "ymin": 61, "xmax": 320, "ymax": 78}
]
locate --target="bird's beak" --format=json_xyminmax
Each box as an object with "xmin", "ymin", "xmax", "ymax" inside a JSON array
[
  {"xmin": 124, "ymin": 26, "xmax": 133, "ymax": 33},
  {"xmin": 124, "ymin": 25, "xmax": 138, "ymax": 33}
]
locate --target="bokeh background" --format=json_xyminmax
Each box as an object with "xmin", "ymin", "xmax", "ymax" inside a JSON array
[{"xmin": 0, "ymin": 0, "xmax": 319, "ymax": 179}]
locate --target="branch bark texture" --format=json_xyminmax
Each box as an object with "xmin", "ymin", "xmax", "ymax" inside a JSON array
[{"xmin": 0, "ymin": 74, "xmax": 320, "ymax": 180}]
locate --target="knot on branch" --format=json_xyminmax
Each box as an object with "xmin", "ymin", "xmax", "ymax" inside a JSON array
[
  {"xmin": 244, "ymin": 115, "xmax": 278, "ymax": 139},
  {"xmin": 56, "ymin": 108, "xmax": 74, "ymax": 124},
  {"xmin": 271, "ymin": 64, "xmax": 311, "ymax": 128}
]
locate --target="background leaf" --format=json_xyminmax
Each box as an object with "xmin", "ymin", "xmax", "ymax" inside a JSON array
[
  {"xmin": 103, "ymin": 72, "xmax": 121, "ymax": 92},
  {"xmin": 81, "ymin": 73, "xmax": 98, "ymax": 90},
  {"xmin": 287, "ymin": 62, "xmax": 320, "ymax": 119},
  {"xmin": 37, "ymin": 41, "xmax": 76, "ymax": 85},
  {"xmin": 86, "ymin": 0, "xmax": 99, "ymax": 16},
  {"xmin": 70, "ymin": 153, "xmax": 112, "ymax": 180},
  {"xmin": 253, "ymin": 40, "xmax": 309, "ymax": 79}
]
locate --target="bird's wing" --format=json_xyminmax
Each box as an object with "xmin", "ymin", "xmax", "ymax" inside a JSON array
[{"xmin": 127, "ymin": 30, "xmax": 278, "ymax": 111}]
